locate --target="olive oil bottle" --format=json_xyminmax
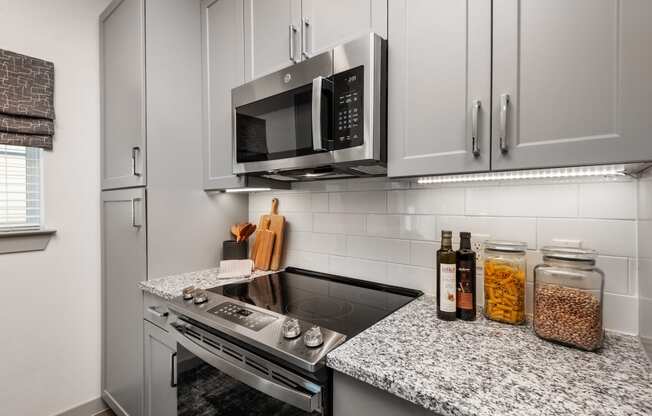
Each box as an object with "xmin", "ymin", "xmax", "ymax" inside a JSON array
[
  {"xmin": 456, "ymin": 232, "xmax": 476, "ymax": 321},
  {"xmin": 437, "ymin": 230, "xmax": 457, "ymax": 320}
]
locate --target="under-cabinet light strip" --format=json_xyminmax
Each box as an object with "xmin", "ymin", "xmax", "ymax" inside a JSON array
[
  {"xmin": 417, "ymin": 165, "xmax": 627, "ymax": 185},
  {"xmin": 224, "ymin": 187, "xmax": 272, "ymax": 193}
]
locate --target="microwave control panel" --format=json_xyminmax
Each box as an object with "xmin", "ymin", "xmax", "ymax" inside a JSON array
[{"xmin": 332, "ymin": 66, "xmax": 364, "ymax": 149}]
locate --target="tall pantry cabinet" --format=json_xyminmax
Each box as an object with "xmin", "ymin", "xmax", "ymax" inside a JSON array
[
  {"xmin": 100, "ymin": 1, "xmax": 247, "ymax": 415},
  {"xmin": 388, "ymin": 0, "xmax": 652, "ymax": 178}
]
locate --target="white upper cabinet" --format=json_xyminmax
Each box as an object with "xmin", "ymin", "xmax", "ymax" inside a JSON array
[
  {"xmin": 387, "ymin": 0, "xmax": 492, "ymax": 177},
  {"xmin": 492, "ymin": 0, "xmax": 652, "ymax": 170},
  {"xmin": 244, "ymin": 0, "xmax": 301, "ymax": 81},
  {"xmin": 202, "ymin": 0, "xmax": 246, "ymax": 190},
  {"xmin": 301, "ymin": 0, "xmax": 387, "ymax": 57},
  {"xmin": 100, "ymin": 0, "xmax": 147, "ymax": 190}
]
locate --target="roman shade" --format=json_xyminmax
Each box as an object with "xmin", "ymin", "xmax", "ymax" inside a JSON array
[{"xmin": 0, "ymin": 49, "xmax": 55, "ymax": 150}]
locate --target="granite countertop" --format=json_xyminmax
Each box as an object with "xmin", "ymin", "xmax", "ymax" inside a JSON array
[
  {"xmin": 326, "ymin": 296, "xmax": 652, "ymax": 416},
  {"xmin": 139, "ymin": 268, "xmax": 276, "ymax": 300}
]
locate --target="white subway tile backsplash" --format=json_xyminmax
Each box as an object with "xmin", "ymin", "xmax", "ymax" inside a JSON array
[
  {"xmin": 537, "ymin": 218, "xmax": 635, "ymax": 257},
  {"xmin": 329, "ymin": 191, "xmax": 387, "ymax": 213},
  {"xmin": 410, "ymin": 241, "xmax": 436, "ymax": 268},
  {"xmin": 256, "ymin": 175, "xmax": 645, "ymax": 335},
  {"xmin": 286, "ymin": 231, "xmax": 346, "ymax": 256},
  {"xmin": 465, "ymin": 184, "xmax": 578, "ymax": 218},
  {"xmin": 386, "ymin": 264, "xmax": 436, "ymax": 294},
  {"xmin": 328, "ymin": 255, "xmax": 387, "ymax": 284},
  {"xmin": 438, "ymin": 216, "xmax": 537, "ymax": 249},
  {"xmin": 388, "ymin": 188, "xmax": 465, "ymax": 214},
  {"xmin": 346, "ymin": 235, "xmax": 410, "ymax": 264},
  {"xmin": 313, "ymin": 213, "xmax": 365, "ymax": 234},
  {"xmin": 579, "ymin": 181, "xmax": 637, "ymax": 219},
  {"xmin": 366, "ymin": 214, "xmax": 437, "ymax": 241},
  {"xmin": 311, "ymin": 193, "xmax": 329, "ymax": 212}
]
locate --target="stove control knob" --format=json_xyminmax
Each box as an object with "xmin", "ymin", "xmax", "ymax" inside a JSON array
[
  {"xmin": 182, "ymin": 286, "xmax": 195, "ymax": 300},
  {"xmin": 282, "ymin": 318, "xmax": 301, "ymax": 339},
  {"xmin": 303, "ymin": 326, "xmax": 324, "ymax": 348},
  {"xmin": 193, "ymin": 290, "xmax": 208, "ymax": 304}
]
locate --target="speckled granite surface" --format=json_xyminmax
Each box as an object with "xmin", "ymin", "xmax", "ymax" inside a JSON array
[
  {"xmin": 139, "ymin": 268, "xmax": 276, "ymax": 300},
  {"xmin": 327, "ymin": 296, "xmax": 652, "ymax": 416}
]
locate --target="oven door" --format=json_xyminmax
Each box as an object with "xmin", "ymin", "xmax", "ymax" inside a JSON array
[{"xmin": 171, "ymin": 320, "xmax": 323, "ymax": 416}]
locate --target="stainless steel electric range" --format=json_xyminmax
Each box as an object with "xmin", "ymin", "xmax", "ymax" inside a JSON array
[{"xmin": 167, "ymin": 267, "xmax": 422, "ymax": 416}]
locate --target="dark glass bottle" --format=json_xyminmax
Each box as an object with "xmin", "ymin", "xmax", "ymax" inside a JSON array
[
  {"xmin": 456, "ymin": 232, "xmax": 476, "ymax": 321},
  {"xmin": 437, "ymin": 230, "xmax": 457, "ymax": 321}
]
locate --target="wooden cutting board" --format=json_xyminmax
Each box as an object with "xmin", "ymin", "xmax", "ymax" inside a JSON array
[
  {"xmin": 268, "ymin": 199, "xmax": 285, "ymax": 271},
  {"xmin": 250, "ymin": 198, "xmax": 286, "ymax": 270},
  {"xmin": 254, "ymin": 218, "xmax": 275, "ymax": 270}
]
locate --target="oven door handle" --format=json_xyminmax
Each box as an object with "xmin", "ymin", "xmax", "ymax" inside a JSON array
[
  {"xmin": 171, "ymin": 324, "xmax": 322, "ymax": 413},
  {"xmin": 311, "ymin": 76, "xmax": 332, "ymax": 152}
]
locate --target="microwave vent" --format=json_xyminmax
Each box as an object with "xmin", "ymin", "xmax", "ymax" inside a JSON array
[{"xmin": 349, "ymin": 165, "xmax": 387, "ymax": 175}]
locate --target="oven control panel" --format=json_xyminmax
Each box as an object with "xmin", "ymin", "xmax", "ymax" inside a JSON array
[
  {"xmin": 332, "ymin": 65, "xmax": 364, "ymax": 149},
  {"xmin": 208, "ymin": 302, "xmax": 277, "ymax": 332}
]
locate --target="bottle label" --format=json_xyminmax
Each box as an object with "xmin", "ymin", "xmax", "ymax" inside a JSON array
[
  {"xmin": 439, "ymin": 264, "xmax": 456, "ymax": 313},
  {"xmin": 457, "ymin": 266, "xmax": 474, "ymax": 310}
]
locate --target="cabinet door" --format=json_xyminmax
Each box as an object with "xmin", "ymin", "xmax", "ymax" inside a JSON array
[
  {"xmin": 144, "ymin": 321, "xmax": 177, "ymax": 416},
  {"xmin": 100, "ymin": 0, "xmax": 147, "ymax": 190},
  {"xmin": 202, "ymin": 0, "xmax": 247, "ymax": 190},
  {"xmin": 301, "ymin": 0, "xmax": 387, "ymax": 57},
  {"xmin": 102, "ymin": 188, "xmax": 147, "ymax": 416},
  {"xmin": 492, "ymin": 0, "xmax": 652, "ymax": 170},
  {"xmin": 244, "ymin": 0, "xmax": 302, "ymax": 81},
  {"xmin": 387, "ymin": 0, "xmax": 492, "ymax": 177}
]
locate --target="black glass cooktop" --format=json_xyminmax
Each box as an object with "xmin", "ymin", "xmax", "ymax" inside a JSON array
[{"xmin": 209, "ymin": 267, "xmax": 422, "ymax": 338}]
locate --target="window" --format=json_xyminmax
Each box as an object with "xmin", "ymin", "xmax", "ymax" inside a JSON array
[{"xmin": 0, "ymin": 145, "xmax": 41, "ymax": 230}]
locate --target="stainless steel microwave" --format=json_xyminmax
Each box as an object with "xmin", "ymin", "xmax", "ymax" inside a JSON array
[{"xmin": 231, "ymin": 33, "xmax": 387, "ymax": 181}]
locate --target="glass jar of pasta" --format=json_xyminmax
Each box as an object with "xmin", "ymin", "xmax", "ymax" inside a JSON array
[{"xmin": 483, "ymin": 241, "xmax": 527, "ymax": 325}]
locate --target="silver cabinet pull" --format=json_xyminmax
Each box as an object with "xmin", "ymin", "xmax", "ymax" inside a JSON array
[
  {"xmin": 301, "ymin": 18, "xmax": 310, "ymax": 59},
  {"xmin": 471, "ymin": 100, "xmax": 481, "ymax": 157},
  {"xmin": 131, "ymin": 146, "xmax": 142, "ymax": 176},
  {"xmin": 131, "ymin": 197, "xmax": 143, "ymax": 228},
  {"xmin": 147, "ymin": 305, "xmax": 168, "ymax": 318},
  {"xmin": 170, "ymin": 352, "xmax": 177, "ymax": 388},
  {"xmin": 289, "ymin": 25, "xmax": 297, "ymax": 63},
  {"xmin": 499, "ymin": 94, "xmax": 510, "ymax": 154}
]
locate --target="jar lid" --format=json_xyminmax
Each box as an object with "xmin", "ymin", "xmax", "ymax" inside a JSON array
[
  {"xmin": 484, "ymin": 240, "xmax": 527, "ymax": 253},
  {"xmin": 541, "ymin": 246, "xmax": 597, "ymax": 263}
]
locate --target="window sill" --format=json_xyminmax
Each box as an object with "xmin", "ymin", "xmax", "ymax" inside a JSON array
[{"xmin": 0, "ymin": 229, "xmax": 56, "ymax": 254}]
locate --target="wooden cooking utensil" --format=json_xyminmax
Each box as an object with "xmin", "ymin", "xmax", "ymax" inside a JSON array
[
  {"xmin": 239, "ymin": 223, "xmax": 256, "ymax": 242},
  {"xmin": 268, "ymin": 199, "xmax": 285, "ymax": 271}
]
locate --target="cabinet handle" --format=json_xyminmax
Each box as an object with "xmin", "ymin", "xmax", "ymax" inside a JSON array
[
  {"xmin": 289, "ymin": 25, "xmax": 297, "ymax": 63},
  {"xmin": 170, "ymin": 352, "xmax": 177, "ymax": 388},
  {"xmin": 131, "ymin": 197, "xmax": 143, "ymax": 228},
  {"xmin": 301, "ymin": 18, "xmax": 310, "ymax": 59},
  {"xmin": 131, "ymin": 146, "xmax": 142, "ymax": 176},
  {"xmin": 499, "ymin": 94, "xmax": 510, "ymax": 154},
  {"xmin": 471, "ymin": 100, "xmax": 481, "ymax": 157},
  {"xmin": 147, "ymin": 305, "xmax": 168, "ymax": 318}
]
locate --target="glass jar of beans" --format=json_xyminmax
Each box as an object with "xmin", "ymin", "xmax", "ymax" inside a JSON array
[
  {"xmin": 534, "ymin": 247, "xmax": 604, "ymax": 351},
  {"xmin": 483, "ymin": 241, "xmax": 527, "ymax": 325}
]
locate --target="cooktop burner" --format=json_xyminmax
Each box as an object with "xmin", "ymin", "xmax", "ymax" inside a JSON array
[{"xmin": 209, "ymin": 268, "xmax": 419, "ymax": 338}]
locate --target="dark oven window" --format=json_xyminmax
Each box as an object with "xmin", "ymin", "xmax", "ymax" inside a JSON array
[
  {"xmin": 236, "ymin": 84, "xmax": 316, "ymax": 163},
  {"xmin": 177, "ymin": 344, "xmax": 320, "ymax": 416}
]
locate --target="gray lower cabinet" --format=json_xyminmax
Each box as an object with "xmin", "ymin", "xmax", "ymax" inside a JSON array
[
  {"xmin": 333, "ymin": 372, "xmax": 437, "ymax": 416},
  {"xmin": 387, "ymin": 0, "xmax": 492, "ymax": 177},
  {"xmin": 143, "ymin": 320, "xmax": 177, "ymax": 416},
  {"xmin": 102, "ymin": 188, "xmax": 147, "ymax": 416},
  {"xmin": 201, "ymin": 0, "xmax": 247, "ymax": 190},
  {"xmin": 491, "ymin": 0, "xmax": 652, "ymax": 170},
  {"xmin": 100, "ymin": 0, "xmax": 147, "ymax": 190}
]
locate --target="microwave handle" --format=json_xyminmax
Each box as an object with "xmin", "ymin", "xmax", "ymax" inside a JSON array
[{"xmin": 311, "ymin": 76, "xmax": 332, "ymax": 152}]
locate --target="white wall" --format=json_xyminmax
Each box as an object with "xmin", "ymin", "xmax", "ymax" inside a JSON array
[
  {"xmin": 0, "ymin": 1, "xmax": 111, "ymax": 415},
  {"xmin": 251, "ymin": 176, "xmax": 640, "ymax": 335}
]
